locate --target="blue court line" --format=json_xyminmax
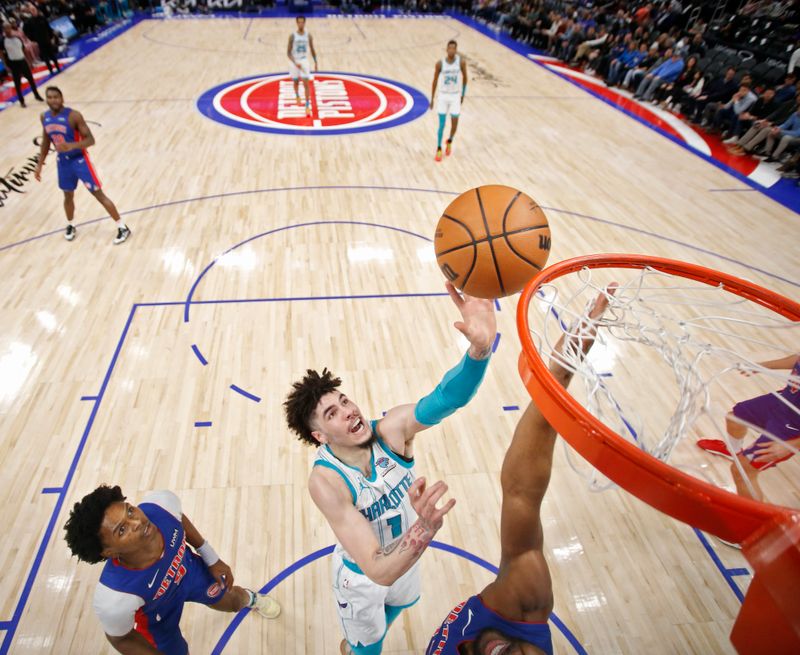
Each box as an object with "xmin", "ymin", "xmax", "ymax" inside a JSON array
[
  {"xmin": 139, "ymin": 291, "xmax": 450, "ymax": 308},
  {"xmin": 191, "ymin": 344, "xmax": 208, "ymax": 366},
  {"xmin": 229, "ymin": 384, "xmax": 261, "ymax": 403},
  {"xmin": 494, "ymin": 299, "xmax": 501, "ymax": 311},
  {"xmin": 41, "ymin": 487, "xmax": 63, "ymax": 495},
  {"xmin": 693, "ymin": 528, "xmax": 745, "ymax": 602},
  {"xmin": 211, "ymin": 541, "xmax": 587, "ymax": 655},
  {"xmin": 492, "ymin": 332, "xmax": 501, "ymax": 353},
  {"xmin": 80, "ymin": 395, "xmax": 97, "ymax": 401},
  {"xmin": 448, "ymin": 11, "xmax": 800, "ymax": 216},
  {"xmin": 194, "ymin": 421, "xmax": 212, "ymax": 428},
  {"xmin": 0, "ymin": 304, "xmax": 138, "ymax": 655},
  {"xmin": 728, "ymin": 567, "xmax": 751, "ymax": 577},
  {"xmin": 1, "ymin": 185, "xmax": 797, "ymax": 293},
  {"xmin": 0, "ymin": 623, "xmax": 9, "ymax": 631},
  {"xmin": 503, "ymin": 405, "xmax": 520, "ymax": 411},
  {"xmin": 242, "ymin": 17, "xmax": 253, "ymax": 40}
]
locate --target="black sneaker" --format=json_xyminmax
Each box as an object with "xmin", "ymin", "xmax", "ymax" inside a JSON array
[
  {"xmin": 65, "ymin": 224, "xmax": 76, "ymax": 241},
  {"xmin": 114, "ymin": 226, "xmax": 131, "ymax": 245}
]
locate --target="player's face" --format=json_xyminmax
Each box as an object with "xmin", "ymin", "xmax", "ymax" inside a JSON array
[
  {"xmin": 99, "ymin": 501, "xmax": 158, "ymax": 559},
  {"xmin": 461, "ymin": 629, "xmax": 548, "ymax": 655},
  {"xmin": 46, "ymin": 90, "xmax": 63, "ymax": 112},
  {"xmin": 296, "ymin": 17, "xmax": 306, "ymax": 31},
  {"xmin": 312, "ymin": 391, "xmax": 373, "ymax": 448},
  {"xmin": 447, "ymin": 43, "xmax": 457, "ymax": 58}
]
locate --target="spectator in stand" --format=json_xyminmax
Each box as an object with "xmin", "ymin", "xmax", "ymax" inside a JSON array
[
  {"xmin": 763, "ymin": 106, "xmax": 800, "ymax": 161},
  {"xmin": 653, "ymin": 53, "xmax": 699, "ymax": 103},
  {"xmin": 634, "ymin": 48, "xmax": 685, "ymax": 101},
  {"xmin": 665, "ymin": 66, "xmax": 705, "ymax": 112},
  {"xmin": 623, "ymin": 46, "xmax": 666, "ymax": 90},
  {"xmin": 730, "ymin": 91, "xmax": 799, "ymax": 155},
  {"xmin": 1, "ymin": 20, "xmax": 43, "ymax": 106},
  {"xmin": 774, "ymin": 73, "xmax": 798, "ymax": 104},
  {"xmin": 685, "ymin": 66, "xmax": 738, "ymax": 123},
  {"xmin": 572, "ymin": 24, "xmax": 608, "ymax": 66},
  {"xmin": 723, "ymin": 87, "xmax": 778, "ymax": 141},
  {"xmin": 706, "ymin": 83, "xmax": 757, "ymax": 134},
  {"xmin": 494, "ymin": 0, "xmax": 520, "ymax": 32},
  {"xmin": 7, "ymin": 16, "xmax": 36, "ymax": 67},
  {"xmin": 700, "ymin": 72, "xmax": 753, "ymax": 126},
  {"xmin": 23, "ymin": 4, "xmax": 59, "ymax": 74},
  {"xmin": 607, "ymin": 41, "xmax": 647, "ymax": 87},
  {"xmin": 635, "ymin": 2, "xmax": 653, "ymax": 26}
]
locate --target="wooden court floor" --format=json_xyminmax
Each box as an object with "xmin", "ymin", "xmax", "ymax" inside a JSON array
[{"xmin": 0, "ymin": 15, "xmax": 798, "ymax": 655}]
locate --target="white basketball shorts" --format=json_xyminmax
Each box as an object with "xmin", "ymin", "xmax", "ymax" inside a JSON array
[
  {"xmin": 289, "ymin": 58, "xmax": 311, "ymax": 80},
  {"xmin": 435, "ymin": 92, "xmax": 461, "ymax": 116}
]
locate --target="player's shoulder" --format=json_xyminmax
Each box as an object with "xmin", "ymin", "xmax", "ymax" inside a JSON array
[
  {"xmin": 140, "ymin": 489, "xmax": 182, "ymax": 520},
  {"xmin": 309, "ymin": 460, "xmax": 354, "ymax": 506}
]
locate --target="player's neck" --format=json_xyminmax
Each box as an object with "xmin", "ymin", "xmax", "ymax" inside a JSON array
[
  {"xmin": 328, "ymin": 443, "xmax": 372, "ymax": 477},
  {"xmin": 446, "ymin": 55, "xmax": 456, "ymax": 62}
]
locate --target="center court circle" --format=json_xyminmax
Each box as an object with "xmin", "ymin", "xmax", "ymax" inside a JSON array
[{"xmin": 197, "ymin": 71, "xmax": 429, "ymax": 136}]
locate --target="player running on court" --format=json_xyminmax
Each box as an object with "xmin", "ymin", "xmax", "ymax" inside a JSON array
[
  {"xmin": 427, "ymin": 286, "xmax": 614, "ymax": 655},
  {"xmin": 287, "ymin": 15, "xmax": 317, "ymax": 118},
  {"xmin": 64, "ymin": 485, "xmax": 280, "ymax": 654},
  {"xmin": 284, "ymin": 282, "xmax": 496, "ymax": 655},
  {"xmin": 34, "ymin": 87, "xmax": 131, "ymax": 244},
  {"xmin": 430, "ymin": 40, "xmax": 468, "ymax": 162},
  {"xmin": 697, "ymin": 353, "xmax": 800, "ymax": 502}
]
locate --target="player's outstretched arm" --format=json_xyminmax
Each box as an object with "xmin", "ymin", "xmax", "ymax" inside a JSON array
[
  {"xmin": 481, "ymin": 285, "xmax": 615, "ymax": 620},
  {"xmin": 376, "ymin": 281, "xmax": 495, "ymax": 452},
  {"xmin": 105, "ymin": 630, "xmax": 163, "ymax": 654},
  {"xmin": 310, "ymin": 469, "xmax": 454, "ymax": 586}
]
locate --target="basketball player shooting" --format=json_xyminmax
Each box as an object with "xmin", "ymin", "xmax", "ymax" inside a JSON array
[
  {"xmin": 287, "ymin": 15, "xmax": 317, "ymax": 117},
  {"xmin": 64, "ymin": 486, "xmax": 280, "ymax": 654},
  {"xmin": 284, "ymin": 281, "xmax": 496, "ymax": 655},
  {"xmin": 427, "ymin": 285, "xmax": 615, "ymax": 655},
  {"xmin": 430, "ymin": 40, "xmax": 467, "ymax": 162}
]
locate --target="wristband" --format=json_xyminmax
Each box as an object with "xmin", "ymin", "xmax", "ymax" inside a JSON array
[
  {"xmin": 461, "ymin": 83, "xmax": 467, "ymax": 97},
  {"xmin": 198, "ymin": 541, "xmax": 220, "ymax": 566}
]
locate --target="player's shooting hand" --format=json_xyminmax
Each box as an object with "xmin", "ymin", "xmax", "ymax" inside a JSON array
[
  {"xmin": 429, "ymin": 99, "xmax": 434, "ymax": 110},
  {"xmin": 409, "ymin": 477, "xmax": 455, "ymax": 534},
  {"xmin": 446, "ymin": 281, "xmax": 496, "ymax": 359},
  {"xmin": 208, "ymin": 559, "xmax": 234, "ymax": 591},
  {"xmin": 751, "ymin": 438, "xmax": 799, "ymax": 464}
]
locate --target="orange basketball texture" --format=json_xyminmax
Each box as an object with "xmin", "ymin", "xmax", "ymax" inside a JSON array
[{"xmin": 434, "ymin": 185, "xmax": 552, "ymax": 299}]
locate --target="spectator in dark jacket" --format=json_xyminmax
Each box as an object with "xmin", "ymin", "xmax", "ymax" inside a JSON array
[
  {"xmin": 685, "ymin": 66, "xmax": 738, "ymax": 122},
  {"xmin": 23, "ymin": 4, "xmax": 60, "ymax": 74},
  {"xmin": 774, "ymin": 73, "xmax": 798, "ymax": 104}
]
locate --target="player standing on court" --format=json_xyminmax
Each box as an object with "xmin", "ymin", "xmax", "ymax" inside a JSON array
[
  {"xmin": 34, "ymin": 87, "xmax": 131, "ymax": 244},
  {"xmin": 697, "ymin": 353, "xmax": 800, "ymax": 502},
  {"xmin": 64, "ymin": 485, "xmax": 280, "ymax": 654},
  {"xmin": 430, "ymin": 40, "xmax": 468, "ymax": 163},
  {"xmin": 427, "ymin": 286, "xmax": 615, "ymax": 655},
  {"xmin": 288, "ymin": 15, "xmax": 317, "ymax": 118},
  {"xmin": 284, "ymin": 282, "xmax": 496, "ymax": 655}
]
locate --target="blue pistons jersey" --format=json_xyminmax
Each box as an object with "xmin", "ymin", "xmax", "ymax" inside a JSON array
[
  {"xmin": 43, "ymin": 107, "xmax": 81, "ymax": 159},
  {"xmin": 427, "ymin": 595, "xmax": 553, "ymax": 655}
]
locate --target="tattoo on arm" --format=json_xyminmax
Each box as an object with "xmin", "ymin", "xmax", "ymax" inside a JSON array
[{"xmin": 373, "ymin": 521, "xmax": 432, "ymax": 560}]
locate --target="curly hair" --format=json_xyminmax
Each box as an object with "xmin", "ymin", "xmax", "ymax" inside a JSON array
[
  {"xmin": 284, "ymin": 368, "xmax": 342, "ymax": 446},
  {"xmin": 64, "ymin": 485, "xmax": 125, "ymax": 564}
]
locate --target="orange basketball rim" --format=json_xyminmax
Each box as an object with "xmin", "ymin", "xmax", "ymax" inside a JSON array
[{"xmin": 516, "ymin": 253, "xmax": 800, "ymax": 655}]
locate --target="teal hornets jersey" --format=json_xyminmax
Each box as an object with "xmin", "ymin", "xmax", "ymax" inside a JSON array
[
  {"xmin": 291, "ymin": 31, "xmax": 310, "ymax": 61},
  {"xmin": 315, "ymin": 421, "xmax": 417, "ymax": 569},
  {"xmin": 438, "ymin": 55, "xmax": 462, "ymax": 95}
]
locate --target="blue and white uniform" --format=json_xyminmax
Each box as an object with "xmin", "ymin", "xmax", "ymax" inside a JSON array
[
  {"xmin": 427, "ymin": 595, "xmax": 553, "ymax": 655},
  {"xmin": 290, "ymin": 31, "xmax": 312, "ymax": 80},
  {"xmin": 315, "ymin": 423, "xmax": 420, "ymax": 651},
  {"xmin": 42, "ymin": 107, "xmax": 102, "ymax": 192},
  {"xmin": 92, "ymin": 491, "xmax": 224, "ymax": 655},
  {"xmin": 436, "ymin": 55, "xmax": 463, "ymax": 116}
]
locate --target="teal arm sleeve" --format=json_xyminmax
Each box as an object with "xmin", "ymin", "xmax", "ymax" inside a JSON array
[{"xmin": 414, "ymin": 351, "xmax": 490, "ymax": 426}]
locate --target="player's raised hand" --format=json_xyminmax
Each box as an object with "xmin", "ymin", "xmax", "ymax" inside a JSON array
[
  {"xmin": 409, "ymin": 477, "xmax": 455, "ymax": 535},
  {"xmin": 208, "ymin": 559, "xmax": 235, "ymax": 591},
  {"xmin": 751, "ymin": 438, "xmax": 799, "ymax": 464},
  {"xmin": 446, "ymin": 281, "xmax": 496, "ymax": 359}
]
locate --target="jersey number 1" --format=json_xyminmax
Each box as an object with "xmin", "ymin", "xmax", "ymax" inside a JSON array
[{"xmin": 386, "ymin": 515, "xmax": 402, "ymax": 538}]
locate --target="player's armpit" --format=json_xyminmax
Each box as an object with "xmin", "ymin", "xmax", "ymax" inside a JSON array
[
  {"xmin": 481, "ymin": 549, "xmax": 554, "ymax": 622},
  {"xmin": 375, "ymin": 403, "xmax": 422, "ymax": 451},
  {"xmin": 105, "ymin": 628, "xmax": 163, "ymax": 654}
]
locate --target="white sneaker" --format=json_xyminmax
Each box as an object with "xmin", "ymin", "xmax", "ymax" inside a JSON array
[
  {"xmin": 723, "ymin": 136, "xmax": 738, "ymax": 144},
  {"xmin": 114, "ymin": 226, "xmax": 131, "ymax": 245},
  {"xmin": 251, "ymin": 593, "xmax": 281, "ymax": 619},
  {"xmin": 65, "ymin": 224, "xmax": 76, "ymax": 241}
]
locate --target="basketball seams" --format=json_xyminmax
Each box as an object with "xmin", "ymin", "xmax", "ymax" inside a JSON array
[
  {"xmin": 502, "ymin": 193, "xmax": 547, "ymax": 272},
  {"xmin": 434, "ymin": 223, "xmax": 550, "ymax": 257},
  {"xmin": 474, "ymin": 187, "xmax": 506, "ymax": 297},
  {"xmin": 437, "ymin": 213, "xmax": 478, "ymax": 287}
]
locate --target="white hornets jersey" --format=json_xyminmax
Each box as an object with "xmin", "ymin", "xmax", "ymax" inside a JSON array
[
  {"xmin": 315, "ymin": 421, "xmax": 417, "ymax": 572},
  {"xmin": 438, "ymin": 55, "xmax": 462, "ymax": 95},
  {"xmin": 292, "ymin": 31, "xmax": 310, "ymax": 61}
]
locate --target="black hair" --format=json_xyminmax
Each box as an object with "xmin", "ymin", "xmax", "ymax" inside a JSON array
[
  {"xmin": 296, "ymin": 14, "xmax": 306, "ymax": 21},
  {"xmin": 45, "ymin": 86, "xmax": 62, "ymax": 97},
  {"xmin": 63, "ymin": 485, "xmax": 125, "ymax": 564},
  {"xmin": 284, "ymin": 368, "xmax": 342, "ymax": 446},
  {"xmin": 448, "ymin": 39, "xmax": 457, "ymax": 47}
]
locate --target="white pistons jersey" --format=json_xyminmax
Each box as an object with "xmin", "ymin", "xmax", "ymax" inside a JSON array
[
  {"xmin": 291, "ymin": 31, "xmax": 310, "ymax": 61},
  {"xmin": 438, "ymin": 55, "xmax": 462, "ymax": 95},
  {"xmin": 315, "ymin": 421, "xmax": 417, "ymax": 571}
]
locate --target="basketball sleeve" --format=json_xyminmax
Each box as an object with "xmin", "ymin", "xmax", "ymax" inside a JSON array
[
  {"xmin": 141, "ymin": 490, "xmax": 182, "ymax": 520},
  {"xmin": 92, "ymin": 582, "xmax": 144, "ymax": 637},
  {"xmin": 414, "ymin": 351, "xmax": 490, "ymax": 426}
]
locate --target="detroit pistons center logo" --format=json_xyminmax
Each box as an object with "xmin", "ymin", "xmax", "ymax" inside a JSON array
[{"xmin": 197, "ymin": 71, "xmax": 428, "ymax": 136}]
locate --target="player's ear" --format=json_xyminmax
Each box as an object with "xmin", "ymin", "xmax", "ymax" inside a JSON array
[{"xmin": 311, "ymin": 429, "xmax": 327, "ymax": 445}]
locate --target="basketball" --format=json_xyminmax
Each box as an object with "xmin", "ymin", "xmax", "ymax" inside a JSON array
[{"xmin": 434, "ymin": 185, "xmax": 552, "ymax": 299}]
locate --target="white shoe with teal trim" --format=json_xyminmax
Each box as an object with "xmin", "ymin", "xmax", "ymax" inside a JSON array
[{"xmin": 252, "ymin": 593, "xmax": 281, "ymax": 618}]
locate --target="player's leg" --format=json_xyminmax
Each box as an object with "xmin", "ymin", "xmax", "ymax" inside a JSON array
[
  {"xmin": 89, "ymin": 189, "xmax": 131, "ymax": 244},
  {"xmin": 731, "ymin": 453, "xmax": 764, "ymax": 501},
  {"xmin": 446, "ymin": 114, "xmax": 459, "ymax": 156},
  {"xmin": 291, "ymin": 64, "xmax": 301, "ymax": 103},
  {"xmin": 698, "ymin": 394, "xmax": 768, "ymax": 460},
  {"xmin": 435, "ymin": 114, "xmax": 446, "ymax": 161},
  {"xmin": 303, "ymin": 77, "xmax": 312, "ymax": 116},
  {"xmin": 60, "ymin": 159, "xmax": 79, "ymax": 240}
]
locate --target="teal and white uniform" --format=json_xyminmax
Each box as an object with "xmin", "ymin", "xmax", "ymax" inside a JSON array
[
  {"xmin": 315, "ymin": 421, "xmax": 420, "ymax": 650},
  {"xmin": 436, "ymin": 55, "xmax": 462, "ymax": 116},
  {"xmin": 290, "ymin": 31, "xmax": 312, "ymax": 80}
]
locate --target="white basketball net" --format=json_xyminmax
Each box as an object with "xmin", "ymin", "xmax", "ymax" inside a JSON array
[{"xmin": 528, "ymin": 266, "xmax": 800, "ymax": 498}]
